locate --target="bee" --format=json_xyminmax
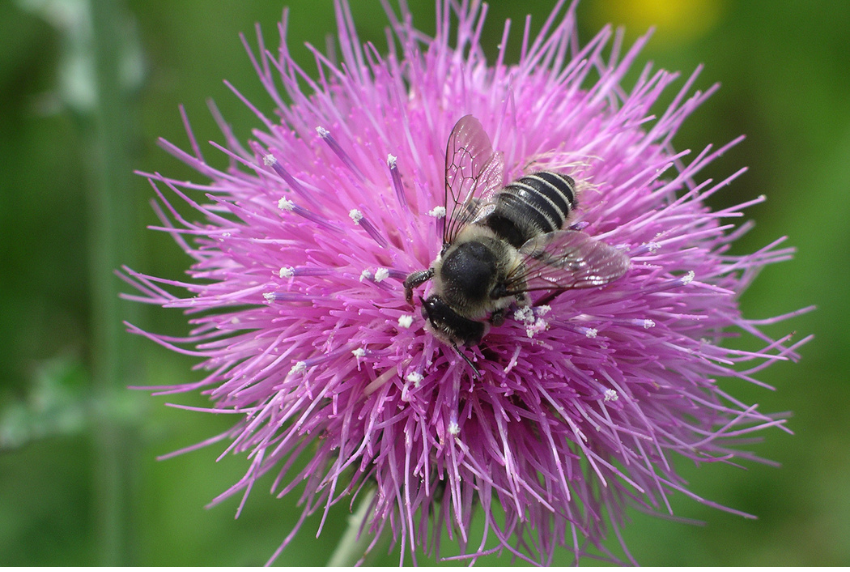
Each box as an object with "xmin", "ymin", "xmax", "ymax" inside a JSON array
[{"xmin": 404, "ymin": 115, "xmax": 629, "ymax": 373}]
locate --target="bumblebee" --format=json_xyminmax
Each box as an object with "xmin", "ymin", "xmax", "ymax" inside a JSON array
[{"xmin": 404, "ymin": 115, "xmax": 629, "ymax": 370}]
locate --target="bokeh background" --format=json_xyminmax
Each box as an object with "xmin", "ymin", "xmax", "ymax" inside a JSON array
[{"xmin": 1, "ymin": 0, "xmax": 846, "ymax": 566}]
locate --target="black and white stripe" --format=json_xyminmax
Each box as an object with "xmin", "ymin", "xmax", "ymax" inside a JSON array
[{"xmin": 483, "ymin": 172, "xmax": 577, "ymax": 248}]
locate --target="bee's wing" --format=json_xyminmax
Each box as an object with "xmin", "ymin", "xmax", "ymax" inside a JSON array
[
  {"xmin": 505, "ymin": 229, "xmax": 629, "ymax": 293},
  {"xmin": 443, "ymin": 115, "xmax": 504, "ymax": 244}
]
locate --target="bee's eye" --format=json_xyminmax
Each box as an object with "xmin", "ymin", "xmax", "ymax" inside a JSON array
[{"xmin": 420, "ymin": 306, "xmax": 429, "ymax": 321}]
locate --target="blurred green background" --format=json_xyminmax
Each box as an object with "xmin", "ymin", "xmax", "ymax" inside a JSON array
[{"xmin": 0, "ymin": 0, "xmax": 846, "ymax": 566}]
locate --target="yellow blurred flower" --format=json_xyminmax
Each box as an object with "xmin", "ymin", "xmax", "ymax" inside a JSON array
[{"xmin": 591, "ymin": 0, "xmax": 726, "ymax": 45}]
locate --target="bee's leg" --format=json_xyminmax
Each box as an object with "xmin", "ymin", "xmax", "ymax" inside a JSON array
[
  {"xmin": 532, "ymin": 290, "xmax": 562, "ymax": 308},
  {"xmin": 489, "ymin": 308, "xmax": 506, "ymax": 327},
  {"xmin": 403, "ymin": 268, "xmax": 434, "ymax": 305},
  {"xmin": 452, "ymin": 343, "xmax": 480, "ymax": 379}
]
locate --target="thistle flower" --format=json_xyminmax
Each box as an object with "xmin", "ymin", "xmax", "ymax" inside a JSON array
[{"xmin": 123, "ymin": 0, "xmax": 809, "ymax": 565}]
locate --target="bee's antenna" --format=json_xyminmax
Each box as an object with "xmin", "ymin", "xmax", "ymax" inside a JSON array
[{"xmin": 452, "ymin": 344, "xmax": 480, "ymax": 379}]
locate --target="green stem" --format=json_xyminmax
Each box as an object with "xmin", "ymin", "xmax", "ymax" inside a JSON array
[
  {"xmin": 327, "ymin": 489, "xmax": 379, "ymax": 566},
  {"xmin": 87, "ymin": 0, "xmax": 141, "ymax": 565}
]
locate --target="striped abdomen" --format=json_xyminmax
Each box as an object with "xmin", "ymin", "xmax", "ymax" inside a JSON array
[{"xmin": 483, "ymin": 172, "xmax": 577, "ymax": 248}]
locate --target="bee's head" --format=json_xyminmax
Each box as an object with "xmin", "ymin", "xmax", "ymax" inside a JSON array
[
  {"xmin": 420, "ymin": 295, "xmax": 487, "ymax": 347},
  {"xmin": 419, "ymin": 296, "xmax": 433, "ymax": 322}
]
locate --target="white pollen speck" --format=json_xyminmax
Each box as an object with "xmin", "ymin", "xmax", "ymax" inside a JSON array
[
  {"xmin": 349, "ymin": 209, "xmax": 363, "ymax": 223},
  {"xmin": 427, "ymin": 206, "xmax": 446, "ymax": 218},
  {"xmin": 644, "ymin": 319, "xmax": 656, "ymax": 329},
  {"xmin": 374, "ymin": 268, "xmax": 389, "ymax": 282},
  {"xmin": 604, "ymin": 388, "xmax": 618, "ymax": 402},
  {"xmin": 514, "ymin": 307, "xmax": 534, "ymax": 323},
  {"xmin": 230, "ymin": 317, "xmax": 240, "ymax": 324},
  {"xmin": 406, "ymin": 372, "xmax": 423, "ymax": 385},
  {"xmin": 316, "ymin": 126, "xmax": 329, "ymax": 137},
  {"xmin": 387, "ymin": 154, "xmax": 397, "ymax": 168},
  {"xmin": 585, "ymin": 328, "xmax": 598, "ymax": 338},
  {"xmin": 352, "ymin": 348, "xmax": 366, "ymax": 358},
  {"xmin": 536, "ymin": 305, "xmax": 552, "ymax": 316},
  {"xmin": 262, "ymin": 154, "xmax": 276, "ymax": 166},
  {"xmin": 359, "ymin": 270, "xmax": 372, "ymax": 282},
  {"xmin": 278, "ymin": 197, "xmax": 294, "ymax": 211},
  {"xmin": 279, "ymin": 267, "xmax": 294, "ymax": 278},
  {"xmin": 526, "ymin": 318, "xmax": 548, "ymax": 338},
  {"xmin": 647, "ymin": 242, "xmax": 661, "ymax": 253},
  {"xmin": 398, "ymin": 314, "xmax": 414, "ymax": 328},
  {"xmin": 263, "ymin": 292, "xmax": 275, "ymax": 302},
  {"xmin": 290, "ymin": 361, "xmax": 307, "ymax": 374},
  {"xmin": 682, "ymin": 270, "xmax": 695, "ymax": 285},
  {"xmin": 448, "ymin": 421, "xmax": 460, "ymax": 435}
]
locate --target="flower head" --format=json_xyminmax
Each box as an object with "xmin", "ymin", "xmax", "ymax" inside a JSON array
[{"xmin": 124, "ymin": 0, "xmax": 809, "ymax": 565}]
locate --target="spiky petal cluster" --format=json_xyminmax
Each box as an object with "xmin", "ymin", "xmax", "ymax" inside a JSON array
[{"xmin": 123, "ymin": 1, "xmax": 809, "ymax": 565}]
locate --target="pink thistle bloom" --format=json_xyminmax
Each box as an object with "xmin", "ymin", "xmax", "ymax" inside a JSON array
[{"xmin": 123, "ymin": 0, "xmax": 810, "ymax": 565}]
